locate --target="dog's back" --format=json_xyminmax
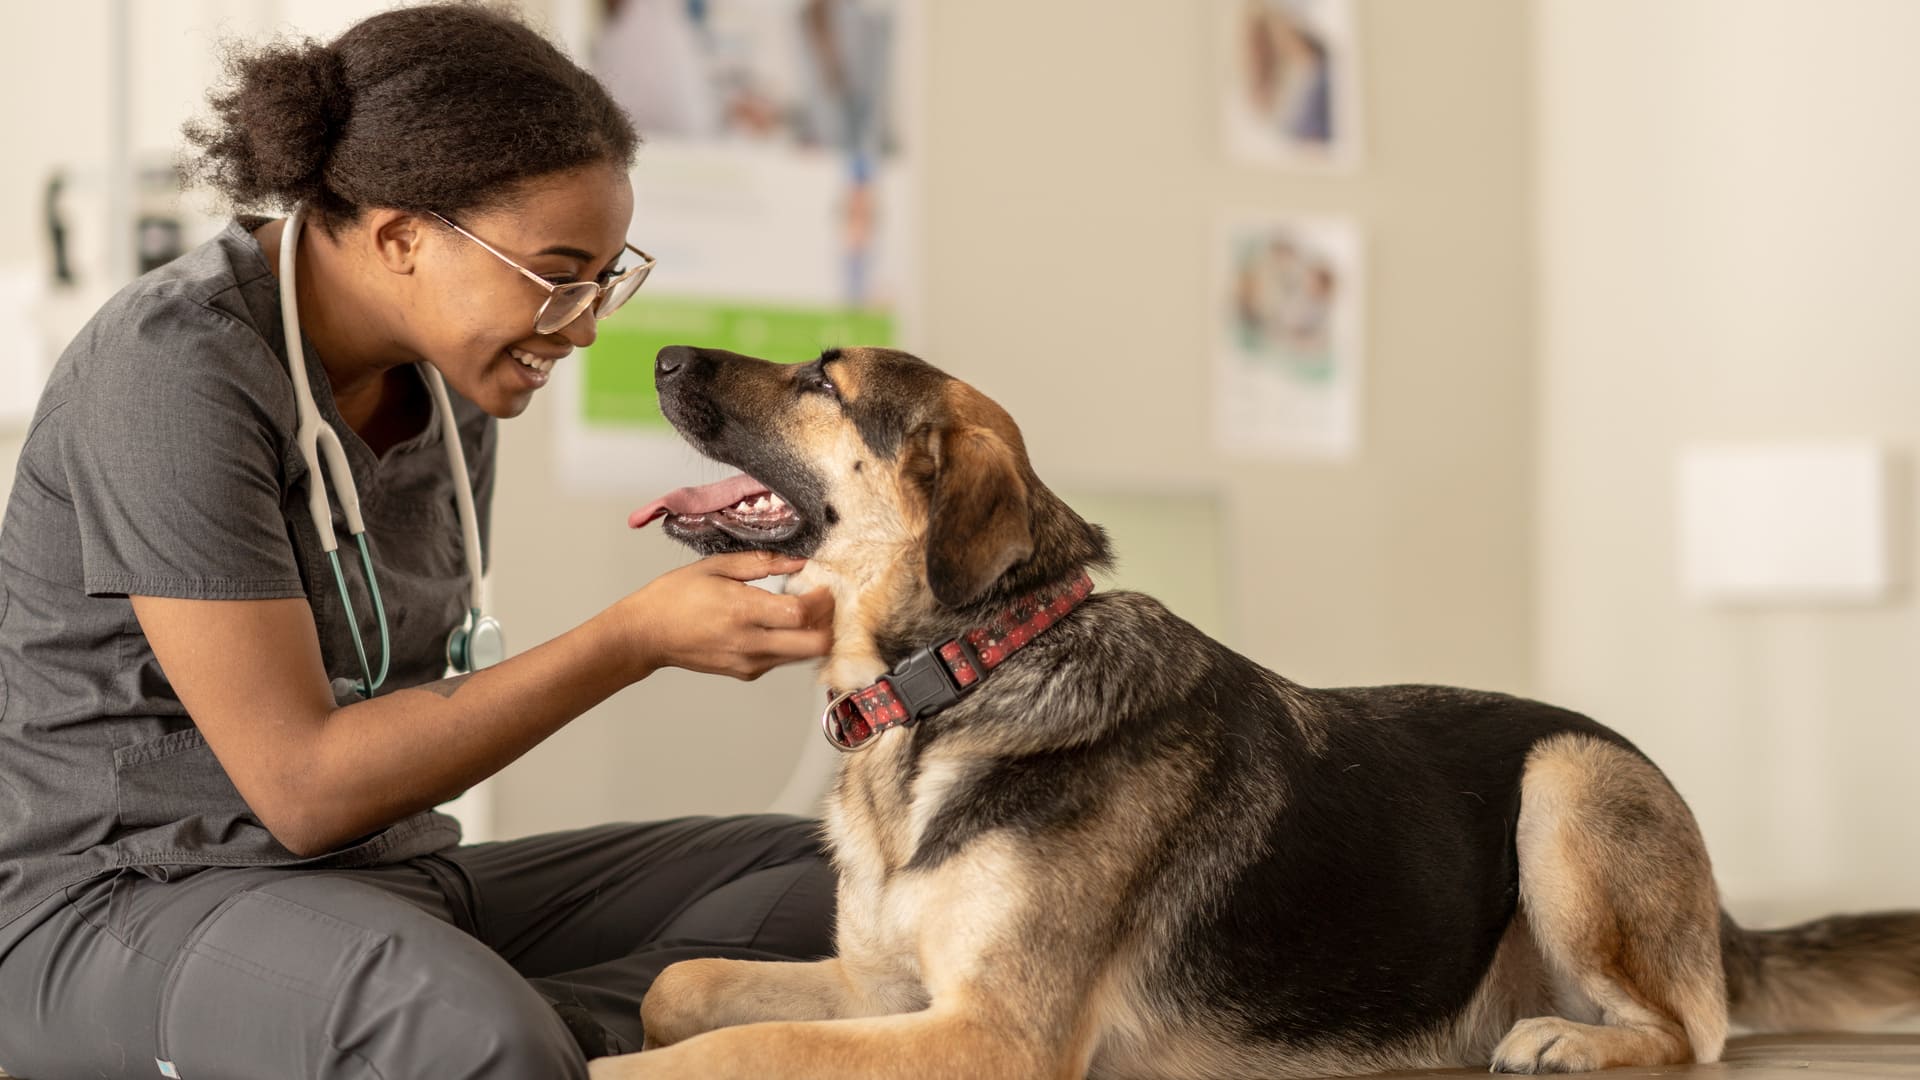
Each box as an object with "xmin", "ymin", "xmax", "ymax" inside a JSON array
[{"xmin": 965, "ymin": 591, "xmax": 1642, "ymax": 1076}]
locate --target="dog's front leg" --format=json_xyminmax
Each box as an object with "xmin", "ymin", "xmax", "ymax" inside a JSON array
[
  {"xmin": 591, "ymin": 1009, "xmax": 1072, "ymax": 1080},
  {"xmin": 640, "ymin": 956, "xmax": 909, "ymax": 1050}
]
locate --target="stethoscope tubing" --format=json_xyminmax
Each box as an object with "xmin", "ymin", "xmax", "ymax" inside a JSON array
[{"xmin": 279, "ymin": 207, "xmax": 497, "ymax": 694}]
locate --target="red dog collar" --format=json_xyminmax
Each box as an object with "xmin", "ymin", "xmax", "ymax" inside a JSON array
[{"xmin": 821, "ymin": 572, "xmax": 1096, "ymax": 752}]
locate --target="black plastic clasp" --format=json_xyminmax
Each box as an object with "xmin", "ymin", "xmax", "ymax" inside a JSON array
[{"xmin": 887, "ymin": 645, "xmax": 965, "ymax": 720}]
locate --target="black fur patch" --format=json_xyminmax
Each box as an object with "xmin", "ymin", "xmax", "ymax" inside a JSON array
[{"xmin": 889, "ymin": 592, "xmax": 1648, "ymax": 1049}]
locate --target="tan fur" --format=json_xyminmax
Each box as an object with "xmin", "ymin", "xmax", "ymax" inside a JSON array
[
  {"xmin": 1488, "ymin": 734, "xmax": 1728, "ymax": 1072},
  {"xmin": 596, "ymin": 838, "xmax": 1109, "ymax": 1080}
]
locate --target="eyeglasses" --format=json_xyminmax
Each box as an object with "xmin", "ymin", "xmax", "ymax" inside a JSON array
[{"xmin": 430, "ymin": 212, "xmax": 656, "ymax": 335}]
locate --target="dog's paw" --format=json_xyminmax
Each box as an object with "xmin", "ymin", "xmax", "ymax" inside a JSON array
[
  {"xmin": 1489, "ymin": 1017, "xmax": 1600, "ymax": 1074},
  {"xmin": 640, "ymin": 958, "xmax": 737, "ymax": 1049}
]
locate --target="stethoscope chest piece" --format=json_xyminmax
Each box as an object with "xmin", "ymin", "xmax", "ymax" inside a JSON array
[{"xmin": 447, "ymin": 611, "xmax": 506, "ymax": 674}]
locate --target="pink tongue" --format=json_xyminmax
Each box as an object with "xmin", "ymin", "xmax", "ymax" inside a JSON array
[{"xmin": 628, "ymin": 474, "xmax": 770, "ymax": 529}]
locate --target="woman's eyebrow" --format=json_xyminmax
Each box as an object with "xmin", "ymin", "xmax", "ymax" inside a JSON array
[
  {"xmin": 534, "ymin": 243, "xmax": 627, "ymax": 280},
  {"xmin": 535, "ymin": 244, "xmax": 599, "ymax": 261}
]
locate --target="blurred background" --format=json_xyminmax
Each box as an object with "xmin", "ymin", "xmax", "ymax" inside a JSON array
[{"xmin": 1, "ymin": 0, "xmax": 1915, "ymax": 933}]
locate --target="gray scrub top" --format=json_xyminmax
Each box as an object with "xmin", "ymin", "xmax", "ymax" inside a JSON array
[{"xmin": 0, "ymin": 217, "xmax": 495, "ymax": 936}]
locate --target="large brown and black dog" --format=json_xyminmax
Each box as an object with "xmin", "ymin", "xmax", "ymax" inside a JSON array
[{"xmin": 593, "ymin": 345, "xmax": 1920, "ymax": 1080}]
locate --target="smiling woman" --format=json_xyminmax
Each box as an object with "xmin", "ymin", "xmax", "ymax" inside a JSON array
[
  {"xmin": 183, "ymin": 1, "xmax": 646, "ymax": 423},
  {"xmin": 0, "ymin": 5, "xmax": 837, "ymax": 1079}
]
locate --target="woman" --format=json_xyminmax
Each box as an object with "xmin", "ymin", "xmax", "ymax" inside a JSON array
[{"xmin": 0, "ymin": 6, "xmax": 836, "ymax": 1078}]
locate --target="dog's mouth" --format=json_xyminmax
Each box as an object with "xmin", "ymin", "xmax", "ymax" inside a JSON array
[{"xmin": 628, "ymin": 473, "xmax": 807, "ymax": 545}]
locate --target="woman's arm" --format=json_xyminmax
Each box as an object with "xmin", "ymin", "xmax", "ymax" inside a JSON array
[{"xmin": 131, "ymin": 550, "xmax": 832, "ymax": 857}]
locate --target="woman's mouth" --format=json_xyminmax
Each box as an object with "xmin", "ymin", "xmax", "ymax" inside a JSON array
[
  {"xmin": 509, "ymin": 347, "xmax": 558, "ymax": 374},
  {"xmin": 508, "ymin": 346, "xmax": 562, "ymax": 388}
]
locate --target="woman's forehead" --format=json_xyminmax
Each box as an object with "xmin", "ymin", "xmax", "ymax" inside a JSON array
[{"xmin": 476, "ymin": 165, "xmax": 634, "ymax": 262}]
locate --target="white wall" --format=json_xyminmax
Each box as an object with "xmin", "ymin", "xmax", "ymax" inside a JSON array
[{"xmin": 1535, "ymin": 0, "xmax": 1920, "ymax": 922}]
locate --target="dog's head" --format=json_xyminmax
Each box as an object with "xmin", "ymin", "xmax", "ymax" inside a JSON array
[{"xmin": 635, "ymin": 345, "xmax": 1110, "ymax": 675}]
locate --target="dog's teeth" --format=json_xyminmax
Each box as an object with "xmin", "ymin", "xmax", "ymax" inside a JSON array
[
  {"xmin": 753, "ymin": 496, "xmax": 770, "ymax": 511},
  {"xmin": 767, "ymin": 493, "xmax": 786, "ymax": 508}
]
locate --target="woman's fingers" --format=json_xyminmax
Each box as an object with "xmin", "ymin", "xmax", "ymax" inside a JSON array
[
  {"xmin": 701, "ymin": 550, "xmax": 808, "ymax": 582},
  {"xmin": 751, "ymin": 626, "xmax": 835, "ymax": 664},
  {"xmin": 749, "ymin": 586, "xmax": 834, "ymax": 631},
  {"xmin": 626, "ymin": 554, "xmax": 832, "ymax": 679}
]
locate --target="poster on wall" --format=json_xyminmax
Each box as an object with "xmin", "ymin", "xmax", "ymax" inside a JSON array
[
  {"xmin": 558, "ymin": 0, "xmax": 917, "ymax": 492},
  {"xmin": 1222, "ymin": 0, "xmax": 1360, "ymax": 172},
  {"xmin": 1213, "ymin": 214, "xmax": 1364, "ymax": 459}
]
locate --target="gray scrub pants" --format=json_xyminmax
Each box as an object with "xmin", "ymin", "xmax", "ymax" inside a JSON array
[{"xmin": 0, "ymin": 815, "xmax": 835, "ymax": 1080}]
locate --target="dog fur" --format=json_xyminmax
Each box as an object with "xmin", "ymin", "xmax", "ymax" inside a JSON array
[{"xmin": 589, "ymin": 346, "xmax": 1920, "ymax": 1080}]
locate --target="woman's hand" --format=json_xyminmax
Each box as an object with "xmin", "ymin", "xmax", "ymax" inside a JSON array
[{"xmin": 619, "ymin": 551, "xmax": 836, "ymax": 681}]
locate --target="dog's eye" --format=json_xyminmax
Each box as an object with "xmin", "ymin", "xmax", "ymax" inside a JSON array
[{"xmin": 799, "ymin": 366, "xmax": 840, "ymax": 399}]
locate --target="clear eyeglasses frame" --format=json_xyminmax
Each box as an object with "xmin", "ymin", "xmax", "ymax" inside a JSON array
[{"xmin": 430, "ymin": 211, "xmax": 656, "ymax": 335}]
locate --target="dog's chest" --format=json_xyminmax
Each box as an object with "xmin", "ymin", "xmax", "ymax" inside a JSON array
[{"xmin": 824, "ymin": 741, "xmax": 977, "ymax": 955}]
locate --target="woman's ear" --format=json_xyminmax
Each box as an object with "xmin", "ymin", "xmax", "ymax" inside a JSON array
[
  {"xmin": 365, "ymin": 209, "xmax": 427, "ymax": 275},
  {"xmin": 925, "ymin": 425, "xmax": 1034, "ymax": 608}
]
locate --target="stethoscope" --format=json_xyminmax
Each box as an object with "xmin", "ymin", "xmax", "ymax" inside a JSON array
[{"xmin": 279, "ymin": 207, "xmax": 505, "ymax": 697}]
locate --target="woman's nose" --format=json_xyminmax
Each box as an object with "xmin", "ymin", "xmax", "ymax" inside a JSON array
[{"xmin": 556, "ymin": 308, "xmax": 598, "ymax": 349}]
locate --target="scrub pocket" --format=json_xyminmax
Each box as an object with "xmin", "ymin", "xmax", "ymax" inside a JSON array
[
  {"xmin": 154, "ymin": 887, "xmax": 385, "ymax": 1078},
  {"xmin": 112, "ymin": 727, "xmax": 253, "ymax": 831}
]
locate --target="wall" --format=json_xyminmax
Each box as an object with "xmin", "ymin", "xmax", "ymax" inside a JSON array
[
  {"xmin": 0, "ymin": 2, "xmax": 1538, "ymax": 837},
  {"xmin": 488, "ymin": 0, "xmax": 1539, "ymax": 832},
  {"xmin": 1534, "ymin": 0, "xmax": 1920, "ymax": 921},
  {"xmin": 5, "ymin": 0, "xmax": 1912, "ymax": 941}
]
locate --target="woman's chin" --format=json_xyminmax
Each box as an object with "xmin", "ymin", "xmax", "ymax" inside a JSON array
[{"xmin": 449, "ymin": 361, "xmax": 543, "ymax": 419}]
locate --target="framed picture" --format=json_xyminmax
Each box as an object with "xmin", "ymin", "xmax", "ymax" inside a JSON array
[
  {"xmin": 1214, "ymin": 214, "xmax": 1365, "ymax": 459},
  {"xmin": 1222, "ymin": 0, "xmax": 1361, "ymax": 171},
  {"xmin": 558, "ymin": 0, "xmax": 920, "ymax": 494}
]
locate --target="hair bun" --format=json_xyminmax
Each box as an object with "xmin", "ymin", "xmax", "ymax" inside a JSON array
[
  {"xmin": 186, "ymin": 4, "xmax": 638, "ymax": 228},
  {"xmin": 185, "ymin": 38, "xmax": 352, "ymax": 210}
]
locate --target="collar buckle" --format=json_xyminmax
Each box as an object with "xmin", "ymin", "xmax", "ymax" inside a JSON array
[
  {"xmin": 887, "ymin": 644, "xmax": 966, "ymax": 721},
  {"xmin": 818, "ymin": 573, "xmax": 1095, "ymax": 754}
]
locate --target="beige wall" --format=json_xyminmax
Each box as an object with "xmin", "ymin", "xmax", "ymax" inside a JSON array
[
  {"xmin": 4, "ymin": 0, "xmax": 1912, "ymax": 935},
  {"xmin": 0, "ymin": 1, "xmax": 1539, "ymax": 833},
  {"xmin": 489, "ymin": 0, "xmax": 1539, "ymax": 832},
  {"xmin": 1534, "ymin": 0, "xmax": 1920, "ymax": 921}
]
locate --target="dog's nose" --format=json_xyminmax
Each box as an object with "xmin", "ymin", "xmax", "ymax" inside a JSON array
[{"xmin": 656, "ymin": 345, "xmax": 696, "ymax": 385}]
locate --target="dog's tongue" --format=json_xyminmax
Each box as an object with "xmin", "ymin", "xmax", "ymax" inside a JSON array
[{"xmin": 628, "ymin": 474, "xmax": 770, "ymax": 529}]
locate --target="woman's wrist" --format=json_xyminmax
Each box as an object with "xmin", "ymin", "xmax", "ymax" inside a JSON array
[{"xmin": 593, "ymin": 592, "xmax": 662, "ymax": 685}]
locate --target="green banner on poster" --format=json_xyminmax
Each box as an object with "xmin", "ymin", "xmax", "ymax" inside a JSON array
[{"xmin": 582, "ymin": 297, "xmax": 895, "ymax": 428}]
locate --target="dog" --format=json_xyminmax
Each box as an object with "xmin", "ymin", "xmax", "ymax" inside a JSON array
[{"xmin": 592, "ymin": 345, "xmax": 1920, "ymax": 1079}]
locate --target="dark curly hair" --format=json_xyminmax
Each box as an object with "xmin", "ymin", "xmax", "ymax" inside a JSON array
[{"xmin": 183, "ymin": 2, "xmax": 638, "ymax": 232}]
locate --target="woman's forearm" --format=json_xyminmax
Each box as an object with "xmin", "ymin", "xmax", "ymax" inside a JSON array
[{"xmin": 278, "ymin": 606, "xmax": 652, "ymax": 856}]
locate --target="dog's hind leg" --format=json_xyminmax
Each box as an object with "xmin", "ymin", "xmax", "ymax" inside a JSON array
[{"xmin": 1490, "ymin": 733, "xmax": 1728, "ymax": 1074}]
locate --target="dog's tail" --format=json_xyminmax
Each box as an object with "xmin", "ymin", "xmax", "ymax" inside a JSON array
[{"xmin": 1721, "ymin": 909, "xmax": 1920, "ymax": 1031}]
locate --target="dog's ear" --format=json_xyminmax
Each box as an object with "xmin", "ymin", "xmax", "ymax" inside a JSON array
[{"xmin": 924, "ymin": 424, "xmax": 1034, "ymax": 608}]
